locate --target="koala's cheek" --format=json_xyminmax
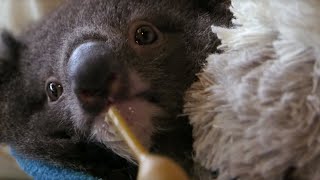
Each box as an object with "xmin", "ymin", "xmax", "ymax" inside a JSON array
[{"xmin": 90, "ymin": 99, "xmax": 163, "ymax": 161}]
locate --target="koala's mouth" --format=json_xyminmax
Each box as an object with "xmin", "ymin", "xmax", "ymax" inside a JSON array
[
  {"xmin": 89, "ymin": 71, "xmax": 163, "ymax": 160},
  {"xmin": 102, "ymin": 90, "xmax": 160, "ymax": 111}
]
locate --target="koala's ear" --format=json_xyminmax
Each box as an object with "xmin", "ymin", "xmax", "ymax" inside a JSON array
[
  {"xmin": 195, "ymin": 0, "xmax": 230, "ymax": 12},
  {"xmin": 195, "ymin": 0, "xmax": 233, "ymax": 25},
  {"xmin": 0, "ymin": 31, "xmax": 20, "ymax": 82}
]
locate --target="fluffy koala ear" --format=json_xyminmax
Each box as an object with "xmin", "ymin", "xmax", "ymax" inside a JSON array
[
  {"xmin": 195, "ymin": 0, "xmax": 233, "ymax": 25},
  {"xmin": 0, "ymin": 31, "xmax": 20, "ymax": 82},
  {"xmin": 196, "ymin": 0, "xmax": 230, "ymax": 12}
]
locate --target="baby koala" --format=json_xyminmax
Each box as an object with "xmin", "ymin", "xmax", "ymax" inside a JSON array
[{"xmin": 0, "ymin": 0, "xmax": 231, "ymax": 179}]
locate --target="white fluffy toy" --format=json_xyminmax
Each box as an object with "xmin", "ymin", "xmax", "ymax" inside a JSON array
[
  {"xmin": 185, "ymin": 0, "xmax": 320, "ymax": 179},
  {"xmin": 0, "ymin": 0, "xmax": 63, "ymax": 34}
]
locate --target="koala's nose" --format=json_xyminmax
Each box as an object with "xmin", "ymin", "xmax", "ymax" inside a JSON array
[{"xmin": 68, "ymin": 42, "xmax": 120, "ymax": 112}]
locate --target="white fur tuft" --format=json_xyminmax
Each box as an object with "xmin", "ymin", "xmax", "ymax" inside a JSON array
[{"xmin": 185, "ymin": 0, "xmax": 320, "ymax": 179}]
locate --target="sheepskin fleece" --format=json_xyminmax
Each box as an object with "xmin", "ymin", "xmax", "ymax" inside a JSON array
[{"xmin": 185, "ymin": 0, "xmax": 320, "ymax": 179}]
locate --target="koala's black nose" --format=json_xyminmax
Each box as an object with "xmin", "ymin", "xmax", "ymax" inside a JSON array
[{"xmin": 68, "ymin": 42, "xmax": 121, "ymax": 112}]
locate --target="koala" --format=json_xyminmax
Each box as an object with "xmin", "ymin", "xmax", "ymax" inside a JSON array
[{"xmin": 0, "ymin": 0, "xmax": 231, "ymax": 179}]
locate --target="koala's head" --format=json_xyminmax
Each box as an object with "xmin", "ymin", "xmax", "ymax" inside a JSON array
[{"xmin": 0, "ymin": 0, "xmax": 231, "ymax": 178}]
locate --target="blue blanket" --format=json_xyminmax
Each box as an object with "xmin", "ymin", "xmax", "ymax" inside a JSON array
[{"xmin": 11, "ymin": 150, "xmax": 100, "ymax": 180}]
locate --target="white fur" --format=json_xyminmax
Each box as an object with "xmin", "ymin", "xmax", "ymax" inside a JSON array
[
  {"xmin": 0, "ymin": 0, "xmax": 63, "ymax": 34},
  {"xmin": 185, "ymin": 0, "xmax": 320, "ymax": 179}
]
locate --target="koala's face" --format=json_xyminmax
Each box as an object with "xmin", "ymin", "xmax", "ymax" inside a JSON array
[{"xmin": 0, "ymin": 0, "xmax": 230, "ymax": 178}]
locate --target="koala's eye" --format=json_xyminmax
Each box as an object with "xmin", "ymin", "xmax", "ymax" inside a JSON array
[
  {"xmin": 129, "ymin": 21, "xmax": 165, "ymax": 54},
  {"xmin": 46, "ymin": 81, "xmax": 63, "ymax": 101},
  {"xmin": 135, "ymin": 25, "xmax": 158, "ymax": 45}
]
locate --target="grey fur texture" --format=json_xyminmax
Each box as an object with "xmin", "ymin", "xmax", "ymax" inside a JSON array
[{"xmin": 0, "ymin": 0, "xmax": 231, "ymax": 179}]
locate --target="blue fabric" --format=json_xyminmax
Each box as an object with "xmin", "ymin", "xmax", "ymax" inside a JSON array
[{"xmin": 11, "ymin": 150, "xmax": 100, "ymax": 180}]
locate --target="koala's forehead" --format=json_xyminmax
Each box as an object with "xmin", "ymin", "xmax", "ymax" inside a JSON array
[
  {"xmin": 71, "ymin": 0, "xmax": 191, "ymax": 28},
  {"xmin": 21, "ymin": 1, "xmax": 193, "ymax": 57},
  {"xmin": 22, "ymin": 0, "xmax": 193, "ymax": 46}
]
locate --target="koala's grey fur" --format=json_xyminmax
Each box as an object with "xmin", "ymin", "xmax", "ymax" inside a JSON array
[{"xmin": 0, "ymin": 0, "xmax": 231, "ymax": 179}]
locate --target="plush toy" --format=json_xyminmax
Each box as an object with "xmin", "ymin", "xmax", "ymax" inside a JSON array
[
  {"xmin": 185, "ymin": 0, "xmax": 320, "ymax": 179},
  {"xmin": 0, "ymin": 0, "xmax": 63, "ymax": 34}
]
